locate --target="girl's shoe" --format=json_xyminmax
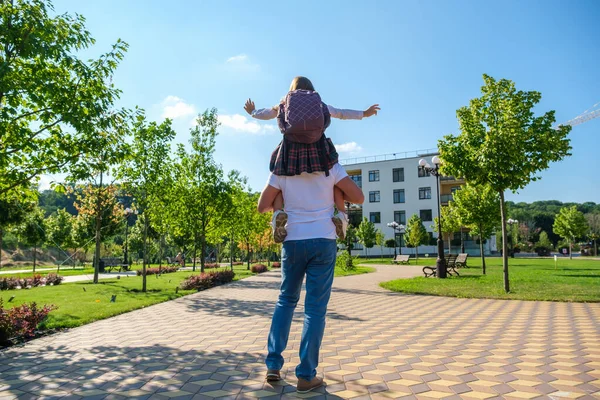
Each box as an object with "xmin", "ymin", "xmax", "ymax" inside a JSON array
[
  {"xmin": 332, "ymin": 211, "xmax": 348, "ymax": 240},
  {"xmin": 272, "ymin": 210, "xmax": 288, "ymax": 243}
]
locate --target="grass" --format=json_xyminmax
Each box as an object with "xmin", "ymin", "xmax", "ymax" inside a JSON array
[
  {"xmin": 1, "ymin": 262, "xmax": 374, "ymax": 331},
  {"xmin": 335, "ymin": 265, "xmax": 376, "ymax": 277},
  {"xmin": 377, "ymin": 256, "xmax": 600, "ymax": 302}
]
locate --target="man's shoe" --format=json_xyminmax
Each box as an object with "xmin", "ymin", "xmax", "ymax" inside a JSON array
[
  {"xmin": 266, "ymin": 369, "xmax": 281, "ymax": 382},
  {"xmin": 297, "ymin": 376, "xmax": 324, "ymax": 393}
]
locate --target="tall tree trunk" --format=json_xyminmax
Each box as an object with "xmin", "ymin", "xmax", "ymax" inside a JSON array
[
  {"xmin": 479, "ymin": 224, "xmax": 486, "ymax": 275},
  {"xmin": 499, "ymin": 191, "xmax": 510, "ymax": 292},
  {"xmin": 595, "ymin": 239, "xmax": 598, "ymax": 257},
  {"xmin": 246, "ymin": 243, "xmax": 250, "ymax": 270},
  {"xmin": 33, "ymin": 244, "xmax": 37, "ymax": 272},
  {"xmin": 193, "ymin": 235, "xmax": 197, "ymax": 272},
  {"xmin": 448, "ymin": 234, "xmax": 451, "ymax": 255},
  {"xmin": 0, "ymin": 228, "xmax": 3, "ymax": 269},
  {"xmin": 569, "ymin": 240, "xmax": 573, "ymax": 260},
  {"xmin": 142, "ymin": 214, "xmax": 148, "ymax": 292},
  {"xmin": 93, "ymin": 171, "xmax": 103, "ymax": 284},
  {"xmin": 415, "ymin": 246, "xmax": 419, "ymax": 263},
  {"xmin": 230, "ymin": 229, "xmax": 234, "ymax": 271},
  {"xmin": 200, "ymin": 233, "xmax": 206, "ymax": 273}
]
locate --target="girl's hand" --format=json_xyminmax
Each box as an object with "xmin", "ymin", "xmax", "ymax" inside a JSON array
[
  {"xmin": 363, "ymin": 104, "xmax": 380, "ymax": 118},
  {"xmin": 244, "ymin": 99, "xmax": 256, "ymax": 115}
]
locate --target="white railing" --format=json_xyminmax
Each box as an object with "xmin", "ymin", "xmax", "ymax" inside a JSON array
[{"xmin": 340, "ymin": 148, "xmax": 439, "ymax": 166}]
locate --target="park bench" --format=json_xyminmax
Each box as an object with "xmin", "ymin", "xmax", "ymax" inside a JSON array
[
  {"xmin": 423, "ymin": 254, "xmax": 459, "ymax": 277},
  {"xmin": 166, "ymin": 257, "xmax": 179, "ymax": 267},
  {"xmin": 100, "ymin": 257, "xmax": 130, "ymax": 273},
  {"xmin": 455, "ymin": 253, "xmax": 469, "ymax": 268},
  {"xmin": 391, "ymin": 255, "xmax": 410, "ymax": 265}
]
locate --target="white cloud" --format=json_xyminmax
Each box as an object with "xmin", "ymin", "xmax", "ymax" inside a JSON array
[
  {"xmin": 161, "ymin": 96, "xmax": 196, "ymax": 119},
  {"xmin": 226, "ymin": 54, "xmax": 248, "ymax": 63},
  {"xmin": 217, "ymin": 114, "xmax": 276, "ymax": 135},
  {"xmin": 335, "ymin": 142, "xmax": 363, "ymax": 154}
]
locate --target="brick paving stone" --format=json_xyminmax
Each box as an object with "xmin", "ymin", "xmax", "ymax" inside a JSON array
[{"xmin": 1, "ymin": 265, "xmax": 599, "ymax": 399}]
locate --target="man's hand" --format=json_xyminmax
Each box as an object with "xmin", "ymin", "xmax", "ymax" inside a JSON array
[
  {"xmin": 363, "ymin": 104, "xmax": 380, "ymax": 118},
  {"xmin": 244, "ymin": 99, "xmax": 256, "ymax": 115}
]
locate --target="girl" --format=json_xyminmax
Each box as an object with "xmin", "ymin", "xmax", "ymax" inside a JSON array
[{"xmin": 245, "ymin": 76, "xmax": 379, "ymax": 243}]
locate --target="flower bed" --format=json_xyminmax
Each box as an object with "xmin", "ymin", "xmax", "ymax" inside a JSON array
[
  {"xmin": 251, "ymin": 264, "xmax": 268, "ymax": 273},
  {"xmin": 1, "ymin": 299, "xmax": 56, "ymax": 346},
  {"xmin": 0, "ymin": 273, "xmax": 64, "ymax": 291},
  {"xmin": 271, "ymin": 262, "xmax": 281, "ymax": 268},
  {"xmin": 136, "ymin": 266, "xmax": 179, "ymax": 276},
  {"xmin": 180, "ymin": 270, "xmax": 235, "ymax": 291}
]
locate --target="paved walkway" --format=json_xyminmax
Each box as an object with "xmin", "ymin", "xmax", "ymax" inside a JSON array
[{"xmin": 1, "ymin": 265, "xmax": 599, "ymax": 400}]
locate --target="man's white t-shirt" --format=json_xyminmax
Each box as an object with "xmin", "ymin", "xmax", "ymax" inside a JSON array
[{"xmin": 267, "ymin": 163, "xmax": 349, "ymax": 241}]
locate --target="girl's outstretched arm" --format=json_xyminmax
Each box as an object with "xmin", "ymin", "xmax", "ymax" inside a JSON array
[
  {"xmin": 244, "ymin": 98, "xmax": 277, "ymax": 120},
  {"xmin": 328, "ymin": 104, "xmax": 380, "ymax": 120}
]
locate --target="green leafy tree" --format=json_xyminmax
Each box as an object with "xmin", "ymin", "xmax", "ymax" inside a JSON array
[
  {"xmin": 46, "ymin": 208, "xmax": 76, "ymax": 270},
  {"xmin": 375, "ymin": 229, "xmax": 385, "ymax": 258},
  {"xmin": 535, "ymin": 231, "xmax": 553, "ymax": 255},
  {"xmin": 585, "ymin": 213, "xmax": 600, "ymax": 256},
  {"xmin": 439, "ymin": 74, "xmax": 571, "ymax": 292},
  {"xmin": 433, "ymin": 203, "xmax": 462, "ymax": 254},
  {"xmin": 0, "ymin": 0, "xmax": 130, "ymax": 196},
  {"xmin": 405, "ymin": 214, "xmax": 428, "ymax": 262},
  {"xmin": 0, "ymin": 188, "xmax": 35, "ymax": 268},
  {"xmin": 553, "ymin": 206, "xmax": 588, "ymax": 260},
  {"xmin": 120, "ymin": 116, "xmax": 175, "ymax": 291},
  {"xmin": 451, "ymin": 184, "xmax": 500, "ymax": 274},
  {"xmin": 173, "ymin": 109, "xmax": 229, "ymax": 273},
  {"xmin": 18, "ymin": 206, "xmax": 46, "ymax": 272},
  {"xmin": 356, "ymin": 217, "xmax": 377, "ymax": 257}
]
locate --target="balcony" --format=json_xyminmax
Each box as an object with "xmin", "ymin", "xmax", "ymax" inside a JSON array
[{"xmin": 441, "ymin": 194, "xmax": 453, "ymax": 204}]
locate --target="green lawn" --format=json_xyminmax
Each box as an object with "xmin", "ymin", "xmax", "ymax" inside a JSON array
[
  {"xmin": 377, "ymin": 256, "xmax": 600, "ymax": 302},
  {"xmin": 335, "ymin": 266, "xmax": 376, "ymax": 277},
  {"xmin": 1, "ymin": 263, "xmax": 374, "ymax": 331}
]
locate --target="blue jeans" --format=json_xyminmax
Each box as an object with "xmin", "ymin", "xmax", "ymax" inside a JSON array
[{"xmin": 265, "ymin": 239, "xmax": 337, "ymax": 380}]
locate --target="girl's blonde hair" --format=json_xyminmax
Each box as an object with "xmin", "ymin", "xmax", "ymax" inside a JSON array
[{"xmin": 289, "ymin": 76, "xmax": 315, "ymax": 91}]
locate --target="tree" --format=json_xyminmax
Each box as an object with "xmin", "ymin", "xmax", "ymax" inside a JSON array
[
  {"xmin": 120, "ymin": 116, "xmax": 175, "ymax": 292},
  {"xmin": 438, "ymin": 74, "xmax": 571, "ymax": 292},
  {"xmin": 405, "ymin": 214, "xmax": 428, "ymax": 263},
  {"xmin": 46, "ymin": 208, "xmax": 76, "ymax": 270},
  {"xmin": 585, "ymin": 213, "xmax": 600, "ymax": 256},
  {"xmin": 0, "ymin": 188, "xmax": 35, "ymax": 268},
  {"xmin": 433, "ymin": 203, "xmax": 462, "ymax": 254},
  {"xmin": 173, "ymin": 109, "xmax": 229, "ymax": 273},
  {"xmin": 535, "ymin": 231, "xmax": 553, "ymax": 256},
  {"xmin": 18, "ymin": 206, "xmax": 46, "ymax": 272},
  {"xmin": 451, "ymin": 184, "xmax": 500, "ymax": 274},
  {"xmin": 356, "ymin": 218, "xmax": 377, "ymax": 257},
  {"xmin": 375, "ymin": 229, "xmax": 385, "ymax": 258},
  {"xmin": 0, "ymin": 0, "xmax": 130, "ymax": 196},
  {"xmin": 553, "ymin": 206, "xmax": 588, "ymax": 260}
]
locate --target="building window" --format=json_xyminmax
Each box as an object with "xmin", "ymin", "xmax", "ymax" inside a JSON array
[
  {"xmin": 420, "ymin": 209, "xmax": 433, "ymax": 221},
  {"xmin": 418, "ymin": 167, "xmax": 431, "ymax": 177},
  {"xmin": 370, "ymin": 212, "xmax": 381, "ymax": 224},
  {"xmin": 369, "ymin": 170, "xmax": 380, "ymax": 182},
  {"xmin": 393, "ymin": 189, "xmax": 405, "ymax": 203},
  {"xmin": 393, "ymin": 168, "xmax": 404, "ymax": 182},
  {"xmin": 419, "ymin": 187, "xmax": 432, "ymax": 200},
  {"xmin": 350, "ymin": 174, "xmax": 362, "ymax": 188},
  {"xmin": 451, "ymin": 186, "xmax": 460, "ymax": 193},
  {"xmin": 369, "ymin": 191, "xmax": 380, "ymax": 203},
  {"xmin": 394, "ymin": 211, "xmax": 406, "ymax": 225}
]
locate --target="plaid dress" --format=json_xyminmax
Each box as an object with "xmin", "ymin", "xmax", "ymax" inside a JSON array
[{"xmin": 270, "ymin": 135, "xmax": 339, "ymax": 176}]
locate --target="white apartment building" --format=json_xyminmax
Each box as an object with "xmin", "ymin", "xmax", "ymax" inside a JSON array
[{"xmin": 340, "ymin": 149, "xmax": 496, "ymax": 257}]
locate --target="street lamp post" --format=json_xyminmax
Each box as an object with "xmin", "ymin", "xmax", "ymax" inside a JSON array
[
  {"xmin": 387, "ymin": 221, "xmax": 405, "ymax": 257},
  {"xmin": 123, "ymin": 208, "xmax": 137, "ymax": 266},
  {"xmin": 419, "ymin": 156, "xmax": 446, "ymax": 278},
  {"xmin": 507, "ymin": 218, "xmax": 518, "ymax": 258}
]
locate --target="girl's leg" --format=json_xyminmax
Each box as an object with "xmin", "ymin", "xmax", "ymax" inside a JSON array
[
  {"xmin": 273, "ymin": 192, "xmax": 284, "ymax": 211},
  {"xmin": 333, "ymin": 186, "xmax": 346, "ymax": 213}
]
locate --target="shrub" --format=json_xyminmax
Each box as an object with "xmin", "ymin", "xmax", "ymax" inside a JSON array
[
  {"xmin": 232, "ymin": 262, "xmax": 243, "ymax": 266},
  {"xmin": 179, "ymin": 270, "xmax": 235, "ymax": 291},
  {"xmin": 336, "ymin": 252, "xmax": 356, "ymax": 272},
  {"xmin": 0, "ymin": 277, "xmax": 19, "ymax": 291},
  {"xmin": 136, "ymin": 266, "xmax": 179, "ymax": 276},
  {"xmin": 0, "ymin": 299, "xmax": 56, "ymax": 346},
  {"xmin": 204, "ymin": 263, "xmax": 219, "ymax": 269},
  {"xmin": 271, "ymin": 262, "xmax": 281, "ymax": 268},
  {"xmin": 45, "ymin": 273, "xmax": 64, "ymax": 286},
  {"xmin": 251, "ymin": 264, "xmax": 268, "ymax": 273},
  {"xmin": 31, "ymin": 274, "xmax": 44, "ymax": 287}
]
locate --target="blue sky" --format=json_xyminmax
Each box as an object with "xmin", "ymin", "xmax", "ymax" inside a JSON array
[{"xmin": 51, "ymin": 0, "xmax": 600, "ymax": 203}]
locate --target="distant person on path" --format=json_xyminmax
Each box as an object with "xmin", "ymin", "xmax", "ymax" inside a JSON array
[
  {"xmin": 175, "ymin": 252, "xmax": 184, "ymax": 267},
  {"xmin": 257, "ymin": 160, "xmax": 364, "ymax": 393},
  {"xmin": 245, "ymin": 76, "xmax": 379, "ymax": 244}
]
